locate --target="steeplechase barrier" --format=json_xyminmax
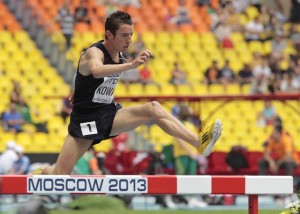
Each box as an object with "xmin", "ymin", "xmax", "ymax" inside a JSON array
[{"xmin": 0, "ymin": 175, "xmax": 293, "ymax": 214}]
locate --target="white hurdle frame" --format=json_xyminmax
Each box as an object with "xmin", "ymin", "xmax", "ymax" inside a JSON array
[{"xmin": 0, "ymin": 175, "xmax": 293, "ymax": 214}]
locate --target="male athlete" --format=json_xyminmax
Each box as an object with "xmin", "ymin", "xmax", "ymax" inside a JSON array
[{"xmin": 35, "ymin": 11, "xmax": 222, "ymax": 175}]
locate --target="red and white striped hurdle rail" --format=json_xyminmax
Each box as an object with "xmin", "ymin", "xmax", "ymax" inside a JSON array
[{"xmin": 0, "ymin": 175, "xmax": 293, "ymax": 214}]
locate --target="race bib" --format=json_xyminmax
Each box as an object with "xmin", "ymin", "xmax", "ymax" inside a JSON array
[{"xmin": 92, "ymin": 76, "xmax": 119, "ymax": 103}]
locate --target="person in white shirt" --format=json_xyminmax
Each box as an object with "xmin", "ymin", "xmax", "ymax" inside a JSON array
[
  {"xmin": 245, "ymin": 16, "xmax": 264, "ymax": 42},
  {"xmin": 0, "ymin": 141, "xmax": 18, "ymax": 174}
]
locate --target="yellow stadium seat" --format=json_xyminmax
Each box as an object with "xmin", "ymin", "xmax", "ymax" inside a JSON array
[
  {"xmin": 249, "ymin": 41, "xmax": 263, "ymax": 54},
  {"xmin": 171, "ymin": 43, "xmax": 186, "ymax": 53},
  {"xmin": 263, "ymin": 41, "xmax": 271, "ymax": 55},
  {"xmin": 226, "ymin": 84, "xmax": 240, "ymax": 94},
  {"xmin": 94, "ymin": 139, "xmax": 112, "ymax": 153},
  {"xmin": 284, "ymin": 45, "xmax": 297, "ymax": 56},
  {"xmin": 32, "ymin": 132, "xmax": 48, "ymax": 145},
  {"xmin": 13, "ymin": 31, "xmax": 31, "ymax": 44},
  {"xmin": 239, "ymin": 51, "xmax": 253, "ymax": 64},
  {"xmin": 230, "ymin": 60, "xmax": 244, "ymax": 73},
  {"xmin": 0, "ymin": 77, "xmax": 13, "ymax": 93},
  {"xmin": 177, "ymin": 84, "xmax": 194, "ymax": 95},
  {"xmin": 170, "ymin": 32, "xmax": 186, "ymax": 46},
  {"xmin": 200, "ymin": 32, "xmax": 217, "ymax": 46},
  {"xmin": 231, "ymin": 32, "xmax": 245, "ymax": 44},
  {"xmin": 188, "ymin": 71, "xmax": 203, "ymax": 83},
  {"xmin": 0, "ymin": 31, "xmax": 12, "ymax": 44},
  {"xmin": 156, "ymin": 32, "xmax": 171, "ymax": 46},
  {"xmin": 47, "ymin": 115, "xmax": 65, "ymax": 132},
  {"xmin": 238, "ymin": 13, "xmax": 248, "ymax": 25},
  {"xmin": 186, "ymin": 32, "xmax": 201, "ymax": 45},
  {"xmin": 128, "ymin": 84, "xmax": 144, "ymax": 96},
  {"xmin": 142, "ymin": 32, "xmax": 156, "ymax": 46},
  {"xmin": 0, "ymin": 132, "xmax": 16, "ymax": 145},
  {"xmin": 16, "ymin": 132, "xmax": 32, "ymax": 145},
  {"xmin": 193, "ymin": 84, "xmax": 208, "ymax": 95},
  {"xmin": 208, "ymin": 84, "xmax": 225, "ymax": 95},
  {"xmin": 245, "ymin": 6, "xmax": 259, "ymax": 20},
  {"xmin": 144, "ymin": 84, "xmax": 161, "ymax": 95},
  {"xmin": 161, "ymin": 83, "xmax": 176, "ymax": 95}
]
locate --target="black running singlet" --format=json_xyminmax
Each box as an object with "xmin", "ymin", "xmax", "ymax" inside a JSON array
[{"xmin": 72, "ymin": 40, "xmax": 124, "ymax": 114}]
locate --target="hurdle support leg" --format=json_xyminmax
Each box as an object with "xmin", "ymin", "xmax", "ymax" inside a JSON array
[{"xmin": 248, "ymin": 195, "xmax": 258, "ymax": 214}]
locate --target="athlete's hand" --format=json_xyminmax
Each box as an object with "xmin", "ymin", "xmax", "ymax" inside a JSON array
[{"xmin": 130, "ymin": 50, "xmax": 153, "ymax": 68}]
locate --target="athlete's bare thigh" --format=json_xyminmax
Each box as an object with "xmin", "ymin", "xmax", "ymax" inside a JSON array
[
  {"xmin": 54, "ymin": 135, "xmax": 93, "ymax": 174},
  {"xmin": 110, "ymin": 103, "xmax": 152, "ymax": 136}
]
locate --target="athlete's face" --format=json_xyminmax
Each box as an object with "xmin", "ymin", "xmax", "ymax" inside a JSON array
[{"xmin": 112, "ymin": 24, "xmax": 133, "ymax": 52}]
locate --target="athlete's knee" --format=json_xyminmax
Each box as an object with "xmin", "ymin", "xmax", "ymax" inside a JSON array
[{"xmin": 148, "ymin": 101, "xmax": 164, "ymax": 121}]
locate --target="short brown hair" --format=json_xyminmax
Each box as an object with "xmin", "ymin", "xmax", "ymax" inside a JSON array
[{"xmin": 105, "ymin": 11, "xmax": 133, "ymax": 38}]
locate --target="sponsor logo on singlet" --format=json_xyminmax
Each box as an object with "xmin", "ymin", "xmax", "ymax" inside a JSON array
[{"xmin": 92, "ymin": 75, "xmax": 120, "ymax": 103}]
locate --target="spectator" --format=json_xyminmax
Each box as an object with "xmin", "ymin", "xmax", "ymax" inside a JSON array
[
  {"xmin": 270, "ymin": 32, "xmax": 286, "ymax": 60},
  {"xmin": 172, "ymin": 102, "xmax": 201, "ymax": 129},
  {"xmin": 258, "ymin": 125, "xmax": 299, "ymax": 176},
  {"xmin": 252, "ymin": 57, "xmax": 271, "ymax": 80},
  {"xmin": 55, "ymin": 0, "xmax": 75, "ymax": 50},
  {"xmin": 10, "ymin": 145, "xmax": 31, "ymax": 175},
  {"xmin": 269, "ymin": 56, "xmax": 283, "ymax": 76},
  {"xmin": 73, "ymin": 146, "xmax": 102, "ymax": 175},
  {"xmin": 16, "ymin": 97, "xmax": 32, "ymax": 125},
  {"xmin": 245, "ymin": 16, "xmax": 264, "ymax": 42},
  {"xmin": 10, "ymin": 80, "xmax": 23, "ymax": 104},
  {"xmin": 230, "ymin": 0, "xmax": 250, "ymax": 13},
  {"xmin": 2, "ymin": 102, "xmax": 24, "ymax": 133},
  {"xmin": 214, "ymin": 21, "xmax": 234, "ymax": 49},
  {"xmin": 0, "ymin": 141, "xmax": 18, "ymax": 174},
  {"xmin": 250, "ymin": 76, "xmax": 268, "ymax": 94},
  {"xmin": 204, "ymin": 60, "xmax": 221, "ymax": 89},
  {"xmin": 170, "ymin": 62, "xmax": 193, "ymax": 90},
  {"xmin": 219, "ymin": 60, "xmax": 235, "ymax": 91},
  {"xmin": 172, "ymin": 101, "xmax": 192, "ymax": 119},
  {"xmin": 196, "ymin": 0, "xmax": 210, "ymax": 7},
  {"xmin": 256, "ymin": 100, "xmax": 277, "ymax": 127},
  {"xmin": 169, "ymin": 0, "xmax": 191, "ymax": 26},
  {"xmin": 104, "ymin": 0, "xmax": 119, "ymax": 16},
  {"xmin": 267, "ymin": 74, "xmax": 281, "ymax": 94},
  {"xmin": 225, "ymin": 3, "xmax": 243, "ymax": 32},
  {"xmin": 290, "ymin": 24, "xmax": 300, "ymax": 53},
  {"xmin": 139, "ymin": 63, "xmax": 161, "ymax": 91},
  {"xmin": 116, "ymin": 0, "xmax": 141, "ymax": 8},
  {"xmin": 74, "ymin": 0, "xmax": 91, "ymax": 25},
  {"xmin": 265, "ymin": 15, "xmax": 282, "ymax": 40},
  {"xmin": 251, "ymin": 52, "xmax": 262, "ymax": 69},
  {"xmin": 172, "ymin": 105, "xmax": 207, "ymax": 208},
  {"xmin": 238, "ymin": 63, "xmax": 253, "ymax": 92},
  {"xmin": 259, "ymin": 4, "xmax": 271, "ymax": 27},
  {"xmin": 280, "ymin": 73, "xmax": 299, "ymax": 93}
]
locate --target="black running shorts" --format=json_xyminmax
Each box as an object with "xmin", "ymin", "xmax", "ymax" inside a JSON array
[{"xmin": 68, "ymin": 103, "xmax": 122, "ymax": 145}]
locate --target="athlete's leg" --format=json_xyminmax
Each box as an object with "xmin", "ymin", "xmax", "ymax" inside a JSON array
[
  {"xmin": 40, "ymin": 135, "xmax": 93, "ymax": 175},
  {"xmin": 110, "ymin": 101, "xmax": 200, "ymax": 147}
]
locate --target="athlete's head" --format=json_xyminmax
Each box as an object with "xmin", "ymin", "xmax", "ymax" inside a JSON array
[{"xmin": 104, "ymin": 11, "xmax": 134, "ymax": 51}]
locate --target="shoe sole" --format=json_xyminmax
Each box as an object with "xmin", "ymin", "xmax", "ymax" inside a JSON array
[{"xmin": 203, "ymin": 119, "xmax": 222, "ymax": 157}]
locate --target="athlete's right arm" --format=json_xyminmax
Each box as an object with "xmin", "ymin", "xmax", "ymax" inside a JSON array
[{"xmin": 85, "ymin": 47, "xmax": 151, "ymax": 78}]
